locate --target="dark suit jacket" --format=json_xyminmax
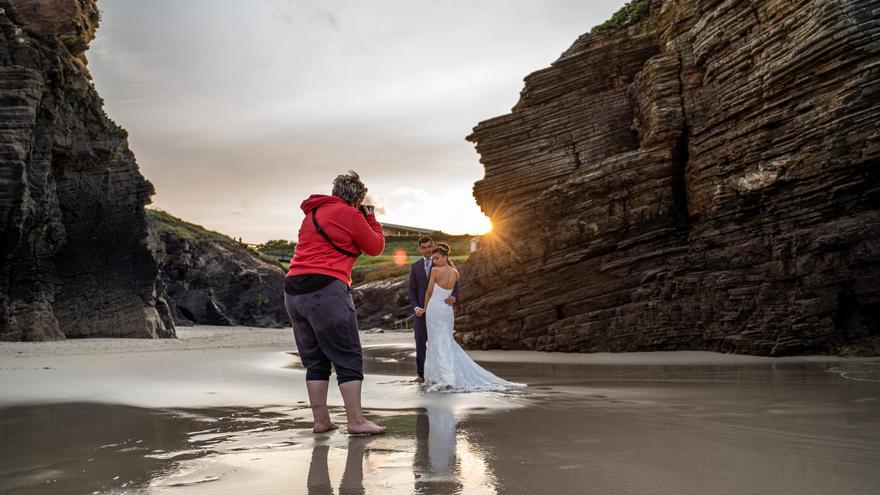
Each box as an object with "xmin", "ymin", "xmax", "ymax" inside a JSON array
[{"xmin": 408, "ymin": 258, "xmax": 460, "ymax": 310}]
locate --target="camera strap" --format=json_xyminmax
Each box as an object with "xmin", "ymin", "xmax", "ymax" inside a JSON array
[{"xmin": 311, "ymin": 207, "xmax": 360, "ymax": 258}]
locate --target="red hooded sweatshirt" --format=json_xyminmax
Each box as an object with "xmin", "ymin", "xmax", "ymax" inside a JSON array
[{"xmin": 287, "ymin": 195, "xmax": 384, "ymax": 285}]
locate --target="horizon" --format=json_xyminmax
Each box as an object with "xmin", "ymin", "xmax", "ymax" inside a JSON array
[
  {"xmin": 147, "ymin": 206, "xmax": 477, "ymax": 242},
  {"xmin": 90, "ymin": 1, "xmax": 626, "ymax": 243}
]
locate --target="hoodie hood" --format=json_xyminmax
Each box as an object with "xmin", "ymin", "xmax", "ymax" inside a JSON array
[{"xmin": 300, "ymin": 194, "xmax": 350, "ymax": 213}]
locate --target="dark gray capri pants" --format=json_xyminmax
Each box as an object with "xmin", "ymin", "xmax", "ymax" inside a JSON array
[{"xmin": 284, "ymin": 279, "xmax": 364, "ymax": 384}]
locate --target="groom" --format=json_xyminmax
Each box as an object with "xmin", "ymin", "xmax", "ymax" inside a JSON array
[{"xmin": 408, "ymin": 236, "xmax": 459, "ymax": 382}]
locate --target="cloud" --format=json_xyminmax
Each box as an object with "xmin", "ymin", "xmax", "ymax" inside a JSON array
[
  {"xmin": 392, "ymin": 186, "xmax": 431, "ymax": 202},
  {"xmin": 90, "ymin": 0, "xmax": 624, "ymax": 242},
  {"xmin": 363, "ymin": 194, "xmax": 386, "ymax": 215}
]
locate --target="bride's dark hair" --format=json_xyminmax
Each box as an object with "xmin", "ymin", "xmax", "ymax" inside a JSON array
[{"xmin": 433, "ymin": 242, "xmax": 454, "ymax": 267}]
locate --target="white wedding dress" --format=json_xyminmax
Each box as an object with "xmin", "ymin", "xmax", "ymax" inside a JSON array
[{"xmin": 423, "ymin": 283, "xmax": 525, "ymax": 393}]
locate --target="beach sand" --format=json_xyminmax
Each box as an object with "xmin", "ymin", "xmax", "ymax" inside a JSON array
[{"xmin": 1, "ymin": 326, "xmax": 879, "ymax": 494}]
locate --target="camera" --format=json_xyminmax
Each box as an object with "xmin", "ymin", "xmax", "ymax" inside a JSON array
[{"xmin": 359, "ymin": 204, "xmax": 375, "ymax": 216}]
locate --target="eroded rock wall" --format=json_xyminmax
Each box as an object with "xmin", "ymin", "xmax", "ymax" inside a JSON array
[
  {"xmin": 149, "ymin": 224, "xmax": 289, "ymax": 329},
  {"xmin": 459, "ymin": 0, "xmax": 880, "ymax": 355},
  {"xmin": 352, "ymin": 276, "xmax": 412, "ymax": 331},
  {"xmin": 0, "ymin": 0, "xmax": 174, "ymax": 340}
]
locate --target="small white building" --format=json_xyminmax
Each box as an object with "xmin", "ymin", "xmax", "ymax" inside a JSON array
[{"xmin": 469, "ymin": 236, "xmax": 482, "ymax": 253}]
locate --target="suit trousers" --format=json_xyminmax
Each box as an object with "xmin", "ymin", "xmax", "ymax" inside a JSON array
[{"xmin": 413, "ymin": 314, "xmax": 427, "ymax": 378}]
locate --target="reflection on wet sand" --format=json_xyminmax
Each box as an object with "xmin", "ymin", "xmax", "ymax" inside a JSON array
[
  {"xmin": 2, "ymin": 331, "xmax": 879, "ymax": 494},
  {"xmin": 414, "ymin": 407, "xmax": 461, "ymax": 494},
  {"xmin": 300, "ymin": 405, "xmax": 495, "ymax": 495},
  {"xmin": 307, "ymin": 436, "xmax": 374, "ymax": 495}
]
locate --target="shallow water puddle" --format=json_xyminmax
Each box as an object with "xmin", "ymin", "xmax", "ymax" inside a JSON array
[
  {"xmin": 0, "ymin": 402, "xmax": 499, "ymax": 495},
  {"xmin": 3, "ymin": 343, "xmax": 880, "ymax": 494}
]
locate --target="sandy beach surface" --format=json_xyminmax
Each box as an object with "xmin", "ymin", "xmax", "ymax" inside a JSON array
[{"xmin": 1, "ymin": 326, "xmax": 879, "ymax": 494}]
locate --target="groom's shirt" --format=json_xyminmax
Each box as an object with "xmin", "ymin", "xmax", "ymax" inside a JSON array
[{"xmin": 408, "ymin": 256, "xmax": 459, "ymax": 311}]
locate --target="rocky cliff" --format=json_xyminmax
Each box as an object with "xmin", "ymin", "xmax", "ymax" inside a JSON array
[
  {"xmin": 458, "ymin": 0, "xmax": 880, "ymax": 355},
  {"xmin": 147, "ymin": 210, "xmax": 289, "ymax": 329},
  {"xmin": 0, "ymin": 0, "xmax": 174, "ymax": 340},
  {"xmin": 352, "ymin": 276, "xmax": 412, "ymax": 330}
]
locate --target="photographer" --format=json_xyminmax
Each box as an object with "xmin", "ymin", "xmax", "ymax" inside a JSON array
[{"xmin": 284, "ymin": 170, "xmax": 385, "ymax": 435}]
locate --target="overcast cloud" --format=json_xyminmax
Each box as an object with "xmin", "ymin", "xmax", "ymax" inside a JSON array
[{"xmin": 90, "ymin": 0, "xmax": 624, "ymax": 242}]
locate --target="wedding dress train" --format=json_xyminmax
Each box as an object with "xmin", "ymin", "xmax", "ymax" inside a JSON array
[{"xmin": 423, "ymin": 283, "xmax": 525, "ymax": 393}]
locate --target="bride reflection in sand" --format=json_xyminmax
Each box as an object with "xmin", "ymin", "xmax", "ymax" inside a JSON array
[
  {"xmin": 414, "ymin": 406, "xmax": 498, "ymax": 495},
  {"xmin": 414, "ymin": 406, "xmax": 462, "ymax": 494}
]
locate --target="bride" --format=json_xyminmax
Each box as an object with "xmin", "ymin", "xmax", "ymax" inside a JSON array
[{"xmin": 422, "ymin": 243, "xmax": 525, "ymax": 393}]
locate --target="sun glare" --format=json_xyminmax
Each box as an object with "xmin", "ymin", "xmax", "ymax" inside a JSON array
[
  {"xmin": 392, "ymin": 248, "xmax": 409, "ymax": 266},
  {"xmin": 435, "ymin": 206, "xmax": 493, "ymax": 236}
]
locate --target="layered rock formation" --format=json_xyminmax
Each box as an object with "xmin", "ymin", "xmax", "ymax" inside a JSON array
[
  {"xmin": 458, "ymin": 0, "xmax": 880, "ymax": 355},
  {"xmin": 148, "ymin": 211, "xmax": 289, "ymax": 329},
  {"xmin": 0, "ymin": 0, "xmax": 174, "ymax": 340}
]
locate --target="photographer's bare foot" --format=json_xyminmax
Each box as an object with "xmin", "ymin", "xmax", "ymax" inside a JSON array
[
  {"xmin": 313, "ymin": 421, "xmax": 339, "ymax": 433},
  {"xmin": 347, "ymin": 419, "xmax": 385, "ymax": 435}
]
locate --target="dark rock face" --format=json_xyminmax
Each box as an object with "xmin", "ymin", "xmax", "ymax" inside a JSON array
[
  {"xmin": 150, "ymin": 225, "xmax": 289, "ymax": 329},
  {"xmin": 0, "ymin": 0, "xmax": 174, "ymax": 340},
  {"xmin": 352, "ymin": 276, "xmax": 412, "ymax": 330},
  {"xmin": 458, "ymin": 0, "xmax": 880, "ymax": 355}
]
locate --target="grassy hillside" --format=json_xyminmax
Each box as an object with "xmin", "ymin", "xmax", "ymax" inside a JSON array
[
  {"xmin": 147, "ymin": 209, "xmax": 238, "ymax": 245},
  {"xmin": 256, "ymin": 233, "xmax": 472, "ymax": 259},
  {"xmin": 378, "ymin": 234, "xmax": 471, "ymax": 257},
  {"xmin": 256, "ymin": 233, "xmax": 475, "ymax": 284},
  {"xmin": 351, "ymin": 255, "xmax": 469, "ymax": 285},
  {"xmin": 148, "ymin": 210, "xmax": 476, "ymax": 284},
  {"xmin": 352, "ymin": 234, "xmax": 472, "ymax": 285},
  {"xmin": 147, "ymin": 209, "xmax": 282, "ymax": 267}
]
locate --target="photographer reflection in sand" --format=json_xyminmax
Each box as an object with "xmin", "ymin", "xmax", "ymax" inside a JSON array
[
  {"xmin": 303, "ymin": 405, "xmax": 470, "ymax": 495},
  {"xmin": 413, "ymin": 406, "xmax": 462, "ymax": 494},
  {"xmin": 307, "ymin": 435, "xmax": 375, "ymax": 495}
]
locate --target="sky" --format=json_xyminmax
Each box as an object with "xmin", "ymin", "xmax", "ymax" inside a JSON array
[{"xmin": 89, "ymin": 0, "xmax": 625, "ymax": 243}]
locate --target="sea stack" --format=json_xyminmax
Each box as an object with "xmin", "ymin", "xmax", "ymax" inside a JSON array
[
  {"xmin": 458, "ymin": 0, "xmax": 879, "ymax": 355},
  {"xmin": 0, "ymin": 0, "xmax": 174, "ymax": 340}
]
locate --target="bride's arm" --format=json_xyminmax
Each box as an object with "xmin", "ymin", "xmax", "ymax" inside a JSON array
[{"xmin": 424, "ymin": 270, "xmax": 436, "ymax": 312}]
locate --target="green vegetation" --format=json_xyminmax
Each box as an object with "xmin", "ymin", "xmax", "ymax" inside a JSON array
[
  {"xmin": 147, "ymin": 209, "xmax": 287, "ymax": 268},
  {"xmin": 362, "ymin": 412, "xmax": 418, "ymax": 437},
  {"xmin": 148, "ymin": 210, "xmax": 479, "ymax": 282},
  {"xmin": 832, "ymin": 337, "xmax": 880, "ymax": 357},
  {"xmin": 255, "ymin": 294, "xmax": 268, "ymax": 308},
  {"xmin": 250, "ymin": 232, "xmax": 475, "ymax": 284},
  {"xmin": 379, "ymin": 234, "xmax": 471, "ymax": 258},
  {"xmin": 146, "ymin": 209, "xmax": 238, "ymax": 245},
  {"xmin": 352, "ymin": 264, "xmax": 411, "ymax": 285},
  {"xmin": 251, "ymin": 251, "xmax": 287, "ymax": 268},
  {"xmin": 257, "ymin": 239, "xmax": 297, "ymax": 255},
  {"xmin": 352, "ymin": 255, "xmax": 469, "ymax": 285},
  {"xmin": 350, "ymin": 234, "xmax": 473, "ymax": 285},
  {"xmin": 88, "ymin": 8, "xmax": 101, "ymax": 26},
  {"xmin": 253, "ymin": 233, "xmax": 471, "ymax": 260},
  {"xmin": 591, "ymin": 0, "xmax": 652, "ymax": 34}
]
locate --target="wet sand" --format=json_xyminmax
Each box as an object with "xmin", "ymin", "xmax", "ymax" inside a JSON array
[{"xmin": 1, "ymin": 326, "xmax": 879, "ymax": 494}]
